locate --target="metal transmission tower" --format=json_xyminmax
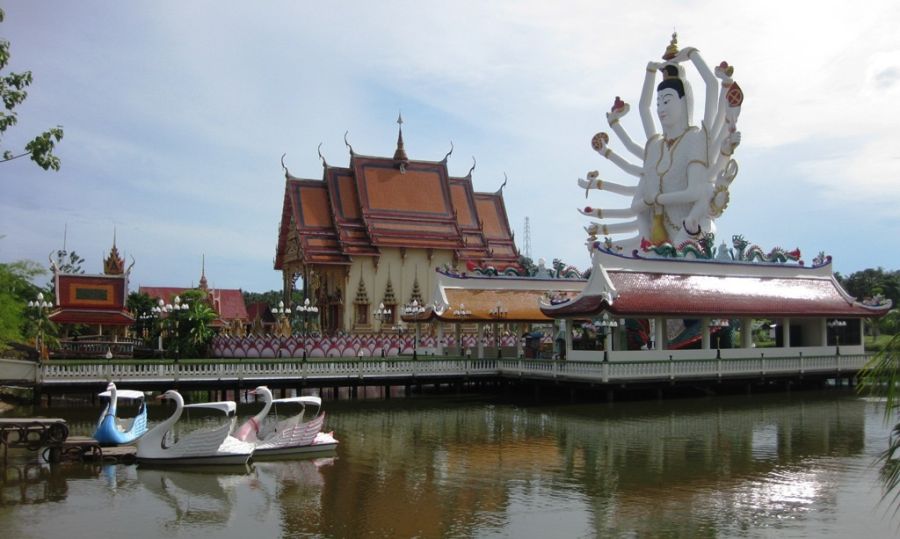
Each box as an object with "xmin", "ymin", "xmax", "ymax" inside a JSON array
[{"xmin": 523, "ymin": 217, "xmax": 532, "ymax": 260}]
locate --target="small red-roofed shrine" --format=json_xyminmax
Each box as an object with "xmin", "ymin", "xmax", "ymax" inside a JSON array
[{"xmin": 49, "ymin": 238, "xmax": 134, "ymax": 338}]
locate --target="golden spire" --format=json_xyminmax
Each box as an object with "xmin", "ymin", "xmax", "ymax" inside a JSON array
[
  {"xmin": 103, "ymin": 228, "xmax": 125, "ymax": 275},
  {"xmin": 199, "ymin": 254, "xmax": 208, "ymax": 290},
  {"xmin": 393, "ymin": 112, "xmax": 409, "ymax": 165},
  {"xmin": 663, "ymin": 31, "xmax": 678, "ymax": 60}
]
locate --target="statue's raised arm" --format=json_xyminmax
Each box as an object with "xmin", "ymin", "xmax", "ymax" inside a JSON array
[
  {"xmin": 639, "ymin": 61, "xmax": 662, "ymax": 140},
  {"xmin": 670, "ymin": 46, "xmax": 718, "ymax": 131}
]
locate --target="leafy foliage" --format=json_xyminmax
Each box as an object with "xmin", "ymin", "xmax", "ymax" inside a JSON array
[
  {"xmin": 858, "ymin": 334, "xmax": 900, "ymax": 508},
  {"xmin": 836, "ymin": 267, "xmax": 900, "ymax": 335},
  {"xmin": 162, "ymin": 289, "xmax": 216, "ymax": 358},
  {"xmin": 242, "ymin": 289, "xmax": 304, "ymax": 308},
  {"xmin": 53, "ymin": 249, "xmax": 85, "ymax": 274},
  {"xmin": 0, "ymin": 259, "xmax": 47, "ymax": 352},
  {"xmin": 127, "ymin": 291, "xmax": 158, "ymax": 347},
  {"xmin": 0, "ymin": 8, "xmax": 64, "ymax": 171}
]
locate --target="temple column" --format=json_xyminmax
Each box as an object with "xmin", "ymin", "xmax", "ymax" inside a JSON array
[
  {"xmin": 701, "ymin": 317, "xmax": 711, "ymax": 350},
  {"xmin": 515, "ymin": 323, "xmax": 524, "ymax": 358},
  {"xmin": 476, "ymin": 323, "xmax": 484, "ymax": 359},
  {"xmin": 436, "ymin": 322, "xmax": 445, "ymax": 356},
  {"xmin": 655, "ymin": 317, "xmax": 666, "ymax": 350},
  {"xmin": 820, "ymin": 318, "xmax": 829, "ymax": 346},
  {"xmin": 741, "ymin": 318, "xmax": 753, "ymax": 348},
  {"xmin": 783, "ymin": 317, "xmax": 791, "ymax": 348}
]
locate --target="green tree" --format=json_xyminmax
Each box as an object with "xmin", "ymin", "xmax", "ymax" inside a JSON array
[
  {"xmin": 127, "ymin": 291, "xmax": 157, "ymax": 346},
  {"xmin": 0, "ymin": 8, "xmax": 64, "ymax": 170},
  {"xmin": 859, "ymin": 335, "xmax": 900, "ymax": 508},
  {"xmin": 53, "ymin": 249, "xmax": 85, "ymax": 274},
  {"xmin": 837, "ymin": 267, "xmax": 900, "ymax": 336},
  {"xmin": 164, "ymin": 289, "xmax": 216, "ymax": 358},
  {"xmin": 0, "ymin": 259, "xmax": 46, "ymax": 353}
]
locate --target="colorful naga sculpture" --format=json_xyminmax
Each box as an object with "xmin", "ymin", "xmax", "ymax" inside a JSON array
[
  {"xmin": 580, "ymin": 33, "xmax": 743, "ymax": 254},
  {"xmin": 730, "ymin": 234, "xmax": 801, "ymax": 263}
]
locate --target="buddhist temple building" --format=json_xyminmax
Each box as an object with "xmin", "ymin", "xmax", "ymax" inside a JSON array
[
  {"xmin": 275, "ymin": 117, "xmax": 523, "ymax": 334},
  {"xmin": 140, "ymin": 259, "xmax": 249, "ymax": 336}
]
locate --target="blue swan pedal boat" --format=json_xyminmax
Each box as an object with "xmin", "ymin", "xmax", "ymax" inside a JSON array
[{"xmin": 93, "ymin": 382, "xmax": 149, "ymax": 445}]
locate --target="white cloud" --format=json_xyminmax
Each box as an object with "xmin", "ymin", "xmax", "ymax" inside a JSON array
[{"xmin": 3, "ymin": 0, "xmax": 900, "ymax": 291}]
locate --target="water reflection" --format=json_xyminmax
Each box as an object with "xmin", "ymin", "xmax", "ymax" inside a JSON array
[{"xmin": 0, "ymin": 391, "xmax": 896, "ymax": 537}]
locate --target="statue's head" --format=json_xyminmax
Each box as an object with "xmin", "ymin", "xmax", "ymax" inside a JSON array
[{"xmin": 656, "ymin": 64, "xmax": 690, "ymax": 132}]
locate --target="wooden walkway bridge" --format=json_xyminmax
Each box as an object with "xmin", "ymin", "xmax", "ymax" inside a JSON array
[{"xmin": 1, "ymin": 353, "xmax": 868, "ymax": 397}]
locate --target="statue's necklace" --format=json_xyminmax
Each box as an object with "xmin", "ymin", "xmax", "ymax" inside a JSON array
[{"xmin": 655, "ymin": 131, "xmax": 686, "ymax": 178}]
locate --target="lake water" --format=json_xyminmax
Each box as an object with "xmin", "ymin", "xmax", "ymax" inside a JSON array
[{"xmin": 1, "ymin": 389, "xmax": 898, "ymax": 538}]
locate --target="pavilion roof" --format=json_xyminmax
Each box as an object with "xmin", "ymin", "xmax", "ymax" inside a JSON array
[
  {"xmin": 541, "ymin": 251, "xmax": 893, "ymax": 319},
  {"xmin": 401, "ymin": 270, "xmax": 585, "ymax": 323},
  {"xmin": 49, "ymin": 309, "xmax": 134, "ymax": 326}
]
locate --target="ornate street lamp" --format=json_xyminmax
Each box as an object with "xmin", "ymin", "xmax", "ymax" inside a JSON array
[
  {"xmin": 296, "ymin": 298, "xmax": 319, "ymax": 336},
  {"xmin": 374, "ymin": 302, "xmax": 393, "ymax": 357},
  {"xmin": 153, "ymin": 296, "xmax": 189, "ymax": 359},
  {"xmin": 374, "ymin": 302, "xmax": 393, "ymax": 328},
  {"xmin": 488, "ymin": 301, "xmax": 508, "ymax": 359},
  {"xmin": 272, "ymin": 300, "xmax": 292, "ymax": 337},
  {"xmin": 710, "ymin": 318, "xmax": 730, "ymax": 359},
  {"xmin": 27, "ymin": 292, "xmax": 54, "ymax": 360},
  {"xmin": 452, "ymin": 303, "xmax": 471, "ymax": 357},
  {"xmin": 596, "ymin": 312, "xmax": 619, "ymax": 361},
  {"xmin": 828, "ymin": 319, "xmax": 847, "ymax": 355},
  {"xmin": 404, "ymin": 299, "xmax": 427, "ymax": 360}
]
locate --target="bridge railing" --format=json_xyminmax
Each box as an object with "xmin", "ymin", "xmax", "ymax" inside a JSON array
[{"xmin": 0, "ymin": 353, "xmax": 870, "ymax": 388}]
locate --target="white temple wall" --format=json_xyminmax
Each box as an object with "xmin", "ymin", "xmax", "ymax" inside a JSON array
[{"xmin": 343, "ymin": 247, "xmax": 454, "ymax": 333}]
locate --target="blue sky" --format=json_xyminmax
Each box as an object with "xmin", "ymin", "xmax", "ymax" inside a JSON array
[{"xmin": 2, "ymin": 1, "xmax": 899, "ymax": 293}]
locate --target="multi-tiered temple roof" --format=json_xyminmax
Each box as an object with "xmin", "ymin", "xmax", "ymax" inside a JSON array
[{"xmin": 275, "ymin": 124, "xmax": 521, "ymax": 273}]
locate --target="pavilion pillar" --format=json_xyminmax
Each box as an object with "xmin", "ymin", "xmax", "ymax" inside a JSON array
[
  {"xmin": 741, "ymin": 317, "xmax": 753, "ymax": 348},
  {"xmin": 654, "ymin": 317, "xmax": 666, "ymax": 350},
  {"xmin": 564, "ymin": 320, "xmax": 573, "ymax": 359},
  {"xmin": 701, "ymin": 317, "xmax": 711, "ymax": 350},
  {"xmin": 783, "ymin": 317, "xmax": 791, "ymax": 348},
  {"xmin": 515, "ymin": 323, "xmax": 524, "ymax": 358},
  {"xmin": 436, "ymin": 322, "xmax": 444, "ymax": 356},
  {"xmin": 476, "ymin": 323, "xmax": 485, "ymax": 359},
  {"xmin": 820, "ymin": 318, "xmax": 829, "ymax": 346}
]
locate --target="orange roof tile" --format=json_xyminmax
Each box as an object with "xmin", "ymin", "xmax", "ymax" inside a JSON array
[{"xmin": 275, "ymin": 146, "xmax": 523, "ymax": 272}]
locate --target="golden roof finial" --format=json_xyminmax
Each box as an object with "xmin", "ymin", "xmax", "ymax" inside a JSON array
[{"xmin": 663, "ymin": 31, "xmax": 678, "ymax": 61}]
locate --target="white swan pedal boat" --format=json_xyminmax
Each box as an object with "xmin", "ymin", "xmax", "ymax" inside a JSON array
[
  {"xmin": 234, "ymin": 386, "xmax": 338, "ymax": 457},
  {"xmin": 93, "ymin": 382, "xmax": 148, "ymax": 446},
  {"xmin": 136, "ymin": 389, "xmax": 255, "ymax": 466}
]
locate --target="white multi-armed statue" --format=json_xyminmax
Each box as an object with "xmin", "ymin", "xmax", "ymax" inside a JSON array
[{"xmin": 578, "ymin": 33, "xmax": 744, "ymax": 252}]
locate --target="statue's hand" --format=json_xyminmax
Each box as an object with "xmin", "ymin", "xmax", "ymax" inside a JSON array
[
  {"xmin": 715, "ymin": 61, "xmax": 735, "ymax": 82},
  {"xmin": 722, "ymin": 131, "xmax": 741, "ymax": 155},
  {"xmin": 671, "ymin": 46, "xmax": 698, "ymax": 64},
  {"xmin": 591, "ymin": 132, "xmax": 610, "ymax": 156},
  {"xmin": 606, "ymin": 96, "xmax": 630, "ymax": 125},
  {"xmin": 646, "ymin": 61, "xmax": 663, "ymax": 73}
]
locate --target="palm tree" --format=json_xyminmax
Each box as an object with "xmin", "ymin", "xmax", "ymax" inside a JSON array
[
  {"xmin": 186, "ymin": 302, "xmax": 216, "ymax": 358},
  {"xmin": 859, "ymin": 333, "xmax": 900, "ymax": 507}
]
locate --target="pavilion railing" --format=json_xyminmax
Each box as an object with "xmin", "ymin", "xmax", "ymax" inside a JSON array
[{"xmin": 25, "ymin": 353, "xmax": 869, "ymax": 387}]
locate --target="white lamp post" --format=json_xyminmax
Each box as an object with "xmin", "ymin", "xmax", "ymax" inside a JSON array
[
  {"xmin": 828, "ymin": 319, "xmax": 847, "ymax": 354},
  {"xmin": 27, "ymin": 292, "xmax": 54, "ymax": 360},
  {"xmin": 452, "ymin": 303, "xmax": 471, "ymax": 356},
  {"xmin": 404, "ymin": 299, "xmax": 427, "ymax": 360},
  {"xmin": 488, "ymin": 302, "xmax": 508, "ymax": 359}
]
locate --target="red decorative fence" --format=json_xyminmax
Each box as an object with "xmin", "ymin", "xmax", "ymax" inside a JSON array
[{"xmin": 210, "ymin": 333, "xmax": 543, "ymax": 359}]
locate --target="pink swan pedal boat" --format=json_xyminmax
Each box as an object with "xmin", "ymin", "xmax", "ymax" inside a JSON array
[{"xmin": 234, "ymin": 386, "xmax": 338, "ymax": 458}]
